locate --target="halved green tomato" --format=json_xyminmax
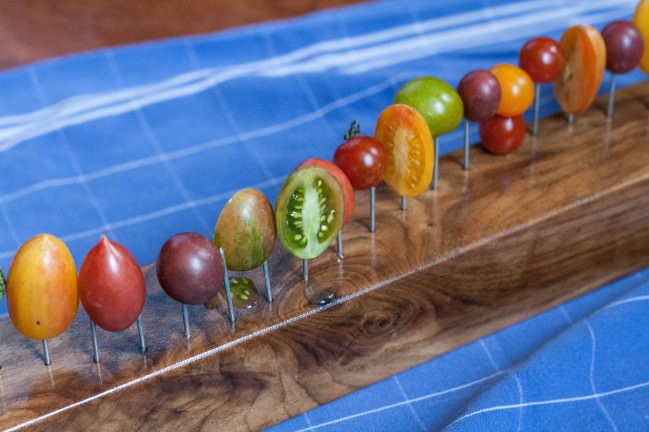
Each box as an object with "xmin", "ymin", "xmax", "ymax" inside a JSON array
[
  {"xmin": 276, "ymin": 166, "xmax": 344, "ymax": 259},
  {"xmin": 375, "ymin": 104, "xmax": 434, "ymax": 197}
]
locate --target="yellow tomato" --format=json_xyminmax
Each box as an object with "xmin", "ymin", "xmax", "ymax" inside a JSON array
[
  {"xmin": 634, "ymin": 0, "xmax": 649, "ymax": 74},
  {"xmin": 7, "ymin": 234, "xmax": 78, "ymax": 340},
  {"xmin": 490, "ymin": 64, "xmax": 535, "ymax": 117}
]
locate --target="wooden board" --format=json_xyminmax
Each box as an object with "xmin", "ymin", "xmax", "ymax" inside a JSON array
[{"xmin": 1, "ymin": 83, "xmax": 649, "ymax": 431}]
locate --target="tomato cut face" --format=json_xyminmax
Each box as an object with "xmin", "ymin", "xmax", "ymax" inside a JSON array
[
  {"xmin": 554, "ymin": 25, "xmax": 606, "ymax": 115},
  {"xmin": 276, "ymin": 166, "xmax": 344, "ymax": 260},
  {"xmin": 374, "ymin": 104, "xmax": 434, "ymax": 197}
]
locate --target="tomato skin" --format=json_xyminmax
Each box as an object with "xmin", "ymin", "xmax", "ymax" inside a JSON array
[
  {"xmin": 490, "ymin": 64, "xmax": 535, "ymax": 117},
  {"xmin": 394, "ymin": 77, "xmax": 464, "ymax": 137},
  {"xmin": 157, "ymin": 232, "xmax": 224, "ymax": 305},
  {"xmin": 7, "ymin": 234, "xmax": 78, "ymax": 340},
  {"xmin": 457, "ymin": 69, "xmax": 502, "ymax": 122},
  {"xmin": 634, "ymin": 0, "xmax": 649, "ymax": 74},
  {"xmin": 375, "ymin": 104, "xmax": 434, "ymax": 197},
  {"xmin": 479, "ymin": 115, "xmax": 527, "ymax": 155},
  {"xmin": 333, "ymin": 136, "xmax": 386, "ymax": 190},
  {"xmin": 297, "ymin": 158, "xmax": 354, "ymax": 224},
  {"xmin": 214, "ymin": 188, "xmax": 276, "ymax": 271},
  {"xmin": 601, "ymin": 21, "xmax": 644, "ymax": 74},
  {"xmin": 519, "ymin": 37, "xmax": 565, "ymax": 83},
  {"xmin": 78, "ymin": 236, "xmax": 145, "ymax": 332}
]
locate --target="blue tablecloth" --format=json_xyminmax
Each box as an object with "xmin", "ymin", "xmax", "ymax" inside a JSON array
[{"xmin": 0, "ymin": 0, "xmax": 646, "ymax": 430}]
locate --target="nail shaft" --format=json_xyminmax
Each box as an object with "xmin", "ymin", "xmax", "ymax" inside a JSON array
[
  {"xmin": 303, "ymin": 259, "xmax": 309, "ymax": 283},
  {"xmin": 263, "ymin": 260, "xmax": 272, "ymax": 303},
  {"xmin": 219, "ymin": 247, "xmax": 235, "ymax": 324},
  {"xmin": 370, "ymin": 186, "xmax": 376, "ymax": 233},
  {"xmin": 433, "ymin": 137, "xmax": 440, "ymax": 190},
  {"xmin": 42, "ymin": 339, "xmax": 51, "ymax": 366},
  {"xmin": 182, "ymin": 304, "xmax": 191, "ymax": 340},
  {"xmin": 90, "ymin": 320, "xmax": 100, "ymax": 364},
  {"xmin": 533, "ymin": 83, "xmax": 541, "ymax": 136},
  {"xmin": 137, "ymin": 315, "xmax": 146, "ymax": 353},
  {"xmin": 464, "ymin": 120, "xmax": 470, "ymax": 171},
  {"xmin": 336, "ymin": 231, "xmax": 344, "ymax": 259},
  {"xmin": 400, "ymin": 196, "xmax": 407, "ymax": 211},
  {"xmin": 568, "ymin": 114, "xmax": 575, "ymax": 126},
  {"xmin": 607, "ymin": 73, "xmax": 617, "ymax": 118}
]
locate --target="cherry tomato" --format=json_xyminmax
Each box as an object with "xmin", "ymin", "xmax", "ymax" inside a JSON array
[
  {"xmin": 297, "ymin": 158, "xmax": 354, "ymax": 224},
  {"xmin": 457, "ymin": 69, "xmax": 502, "ymax": 122},
  {"xmin": 554, "ymin": 25, "xmax": 606, "ymax": 116},
  {"xmin": 601, "ymin": 21, "xmax": 644, "ymax": 74},
  {"xmin": 333, "ymin": 133, "xmax": 386, "ymax": 191},
  {"xmin": 157, "ymin": 232, "xmax": 224, "ymax": 305},
  {"xmin": 374, "ymin": 104, "xmax": 434, "ymax": 197},
  {"xmin": 276, "ymin": 166, "xmax": 344, "ymax": 259},
  {"xmin": 7, "ymin": 234, "xmax": 78, "ymax": 340},
  {"xmin": 214, "ymin": 188, "xmax": 276, "ymax": 271},
  {"xmin": 519, "ymin": 37, "xmax": 565, "ymax": 83},
  {"xmin": 79, "ymin": 236, "xmax": 145, "ymax": 332},
  {"xmin": 393, "ymin": 77, "xmax": 464, "ymax": 137},
  {"xmin": 490, "ymin": 64, "xmax": 535, "ymax": 117},
  {"xmin": 479, "ymin": 115, "xmax": 526, "ymax": 155},
  {"xmin": 634, "ymin": 0, "xmax": 649, "ymax": 74}
]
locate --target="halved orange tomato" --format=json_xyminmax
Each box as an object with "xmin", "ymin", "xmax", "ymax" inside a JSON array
[
  {"xmin": 554, "ymin": 25, "xmax": 606, "ymax": 116},
  {"xmin": 374, "ymin": 104, "xmax": 434, "ymax": 197}
]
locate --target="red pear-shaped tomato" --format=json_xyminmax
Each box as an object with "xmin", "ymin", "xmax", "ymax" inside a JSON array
[
  {"xmin": 78, "ymin": 236, "xmax": 145, "ymax": 332},
  {"xmin": 7, "ymin": 234, "xmax": 78, "ymax": 340}
]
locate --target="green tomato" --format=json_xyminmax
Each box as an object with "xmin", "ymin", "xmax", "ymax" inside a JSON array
[
  {"xmin": 394, "ymin": 77, "xmax": 464, "ymax": 137},
  {"xmin": 214, "ymin": 188, "xmax": 276, "ymax": 271}
]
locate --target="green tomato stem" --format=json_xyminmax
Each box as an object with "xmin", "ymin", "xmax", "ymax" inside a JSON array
[
  {"xmin": 0, "ymin": 267, "xmax": 5, "ymax": 302},
  {"xmin": 344, "ymin": 120, "xmax": 361, "ymax": 140}
]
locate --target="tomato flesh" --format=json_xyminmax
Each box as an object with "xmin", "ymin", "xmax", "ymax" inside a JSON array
[
  {"xmin": 374, "ymin": 104, "xmax": 434, "ymax": 197},
  {"xmin": 276, "ymin": 166, "xmax": 344, "ymax": 259},
  {"xmin": 296, "ymin": 158, "xmax": 354, "ymax": 225}
]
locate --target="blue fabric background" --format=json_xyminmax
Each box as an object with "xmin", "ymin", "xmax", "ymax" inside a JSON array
[{"xmin": 0, "ymin": 0, "xmax": 646, "ymax": 430}]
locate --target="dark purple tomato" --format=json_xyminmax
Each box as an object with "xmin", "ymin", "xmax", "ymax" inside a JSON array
[
  {"xmin": 457, "ymin": 69, "xmax": 502, "ymax": 122},
  {"xmin": 479, "ymin": 115, "xmax": 526, "ymax": 155},
  {"xmin": 519, "ymin": 37, "xmax": 565, "ymax": 83},
  {"xmin": 79, "ymin": 236, "xmax": 145, "ymax": 332},
  {"xmin": 601, "ymin": 20, "xmax": 644, "ymax": 74},
  {"xmin": 157, "ymin": 232, "xmax": 224, "ymax": 305},
  {"xmin": 333, "ymin": 136, "xmax": 386, "ymax": 190}
]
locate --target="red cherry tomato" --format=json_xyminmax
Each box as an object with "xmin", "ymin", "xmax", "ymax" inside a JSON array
[
  {"xmin": 334, "ymin": 134, "xmax": 386, "ymax": 190},
  {"xmin": 296, "ymin": 158, "xmax": 354, "ymax": 225},
  {"xmin": 519, "ymin": 37, "xmax": 565, "ymax": 83},
  {"xmin": 78, "ymin": 236, "xmax": 146, "ymax": 332},
  {"xmin": 479, "ymin": 115, "xmax": 526, "ymax": 155}
]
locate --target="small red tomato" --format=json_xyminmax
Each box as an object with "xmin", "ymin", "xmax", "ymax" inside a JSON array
[
  {"xmin": 519, "ymin": 37, "xmax": 565, "ymax": 83},
  {"xmin": 296, "ymin": 158, "xmax": 354, "ymax": 225},
  {"xmin": 334, "ymin": 127, "xmax": 386, "ymax": 190},
  {"xmin": 79, "ymin": 236, "xmax": 146, "ymax": 332},
  {"xmin": 479, "ymin": 115, "xmax": 526, "ymax": 155}
]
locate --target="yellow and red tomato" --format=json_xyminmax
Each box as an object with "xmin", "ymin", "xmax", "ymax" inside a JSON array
[
  {"xmin": 554, "ymin": 25, "xmax": 606, "ymax": 116},
  {"xmin": 490, "ymin": 64, "xmax": 535, "ymax": 117},
  {"xmin": 375, "ymin": 104, "xmax": 434, "ymax": 197},
  {"xmin": 7, "ymin": 234, "xmax": 78, "ymax": 340},
  {"xmin": 78, "ymin": 236, "xmax": 145, "ymax": 332}
]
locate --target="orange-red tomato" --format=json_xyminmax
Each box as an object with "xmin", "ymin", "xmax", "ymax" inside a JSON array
[
  {"xmin": 374, "ymin": 104, "xmax": 434, "ymax": 197},
  {"xmin": 554, "ymin": 25, "xmax": 606, "ymax": 115},
  {"xmin": 490, "ymin": 64, "xmax": 535, "ymax": 117},
  {"xmin": 7, "ymin": 234, "xmax": 78, "ymax": 340},
  {"xmin": 633, "ymin": 0, "xmax": 649, "ymax": 74},
  {"xmin": 79, "ymin": 236, "xmax": 146, "ymax": 332}
]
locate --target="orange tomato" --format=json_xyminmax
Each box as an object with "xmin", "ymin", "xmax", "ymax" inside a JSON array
[
  {"xmin": 7, "ymin": 234, "xmax": 78, "ymax": 340},
  {"xmin": 554, "ymin": 25, "xmax": 606, "ymax": 116},
  {"xmin": 633, "ymin": 0, "xmax": 649, "ymax": 74},
  {"xmin": 374, "ymin": 104, "xmax": 434, "ymax": 197},
  {"xmin": 490, "ymin": 64, "xmax": 535, "ymax": 117}
]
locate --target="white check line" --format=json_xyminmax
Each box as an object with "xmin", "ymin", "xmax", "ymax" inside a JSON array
[{"xmin": 585, "ymin": 320, "xmax": 618, "ymax": 432}]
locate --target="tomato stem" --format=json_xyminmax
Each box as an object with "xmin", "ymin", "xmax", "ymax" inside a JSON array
[
  {"xmin": 0, "ymin": 267, "xmax": 5, "ymax": 301},
  {"xmin": 344, "ymin": 120, "xmax": 361, "ymax": 140}
]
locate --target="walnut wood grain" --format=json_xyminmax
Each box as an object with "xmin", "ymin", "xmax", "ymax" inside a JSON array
[
  {"xmin": 0, "ymin": 0, "xmax": 363, "ymax": 70},
  {"xmin": 0, "ymin": 83, "xmax": 648, "ymax": 431}
]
